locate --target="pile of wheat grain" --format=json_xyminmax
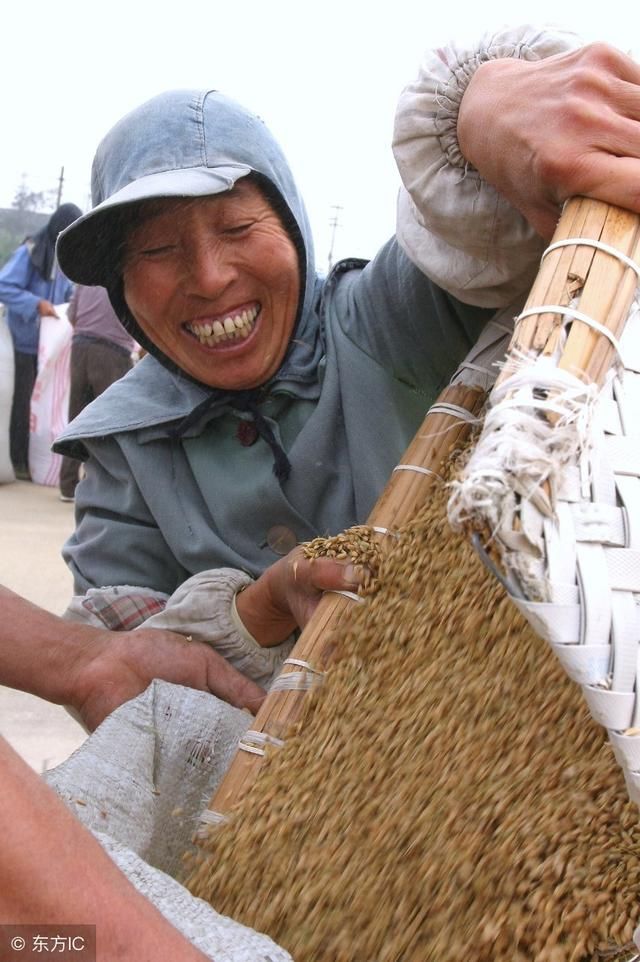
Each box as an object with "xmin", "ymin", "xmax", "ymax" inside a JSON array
[{"xmin": 186, "ymin": 473, "xmax": 640, "ymax": 962}]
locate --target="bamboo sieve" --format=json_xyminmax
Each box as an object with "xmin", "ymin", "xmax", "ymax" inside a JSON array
[{"xmin": 449, "ymin": 196, "xmax": 640, "ymax": 809}]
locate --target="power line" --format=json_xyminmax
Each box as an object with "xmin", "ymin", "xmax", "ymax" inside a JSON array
[
  {"xmin": 327, "ymin": 204, "xmax": 343, "ymax": 273},
  {"xmin": 55, "ymin": 166, "xmax": 65, "ymax": 207}
]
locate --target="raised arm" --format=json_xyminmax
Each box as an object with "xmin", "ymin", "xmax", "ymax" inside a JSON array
[
  {"xmin": 458, "ymin": 41, "xmax": 640, "ymax": 239},
  {"xmin": 392, "ymin": 24, "xmax": 581, "ymax": 306}
]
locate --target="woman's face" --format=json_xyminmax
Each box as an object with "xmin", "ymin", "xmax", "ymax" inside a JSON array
[{"xmin": 123, "ymin": 179, "xmax": 301, "ymax": 390}]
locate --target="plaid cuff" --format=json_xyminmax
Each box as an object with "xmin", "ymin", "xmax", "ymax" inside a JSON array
[{"xmin": 82, "ymin": 593, "xmax": 167, "ymax": 631}]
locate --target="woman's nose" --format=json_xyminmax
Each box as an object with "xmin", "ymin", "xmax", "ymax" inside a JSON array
[{"xmin": 186, "ymin": 241, "xmax": 237, "ymax": 297}]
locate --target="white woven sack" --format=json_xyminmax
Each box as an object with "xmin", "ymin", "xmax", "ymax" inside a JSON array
[
  {"xmin": 0, "ymin": 307, "xmax": 14, "ymax": 483},
  {"xmin": 29, "ymin": 306, "xmax": 72, "ymax": 486},
  {"xmin": 46, "ymin": 680, "xmax": 292, "ymax": 961}
]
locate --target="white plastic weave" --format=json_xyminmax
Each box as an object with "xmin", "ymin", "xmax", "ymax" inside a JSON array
[
  {"xmin": 449, "ymin": 296, "xmax": 640, "ymax": 807},
  {"xmin": 46, "ymin": 680, "xmax": 292, "ymax": 961}
]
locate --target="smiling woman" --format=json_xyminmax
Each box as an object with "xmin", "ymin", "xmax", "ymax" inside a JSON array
[{"xmin": 122, "ymin": 182, "xmax": 301, "ymax": 391}]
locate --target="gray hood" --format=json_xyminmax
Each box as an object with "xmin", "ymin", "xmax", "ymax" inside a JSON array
[{"xmin": 56, "ymin": 88, "xmax": 322, "ymax": 390}]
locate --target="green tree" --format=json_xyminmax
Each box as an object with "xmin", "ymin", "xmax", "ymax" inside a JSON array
[
  {"xmin": 0, "ymin": 207, "xmax": 49, "ymax": 269},
  {"xmin": 12, "ymin": 174, "xmax": 56, "ymax": 213}
]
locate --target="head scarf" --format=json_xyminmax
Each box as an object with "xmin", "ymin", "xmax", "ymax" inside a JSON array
[
  {"xmin": 57, "ymin": 90, "xmax": 321, "ymax": 386},
  {"xmin": 30, "ymin": 203, "xmax": 82, "ymax": 281}
]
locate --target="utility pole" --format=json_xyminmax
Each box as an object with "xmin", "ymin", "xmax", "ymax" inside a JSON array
[
  {"xmin": 56, "ymin": 166, "xmax": 64, "ymax": 207},
  {"xmin": 327, "ymin": 204, "xmax": 343, "ymax": 274}
]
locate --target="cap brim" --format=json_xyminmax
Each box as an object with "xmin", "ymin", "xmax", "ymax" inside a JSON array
[{"xmin": 57, "ymin": 164, "xmax": 252, "ymax": 287}]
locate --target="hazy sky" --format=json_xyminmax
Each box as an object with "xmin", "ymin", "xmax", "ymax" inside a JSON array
[{"xmin": 2, "ymin": 0, "xmax": 635, "ymax": 270}]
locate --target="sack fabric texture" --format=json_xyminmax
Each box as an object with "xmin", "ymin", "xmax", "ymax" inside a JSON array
[{"xmin": 45, "ymin": 680, "xmax": 292, "ymax": 962}]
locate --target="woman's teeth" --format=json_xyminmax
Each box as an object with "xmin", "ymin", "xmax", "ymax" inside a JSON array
[{"xmin": 187, "ymin": 306, "xmax": 259, "ymax": 345}]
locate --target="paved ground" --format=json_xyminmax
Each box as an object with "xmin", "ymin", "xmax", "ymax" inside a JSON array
[{"xmin": 0, "ymin": 478, "xmax": 87, "ymax": 770}]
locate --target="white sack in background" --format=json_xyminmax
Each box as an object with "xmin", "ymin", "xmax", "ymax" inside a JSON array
[
  {"xmin": 29, "ymin": 306, "xmax": 72, "ymax": 486},
  {"xmin": 0, "ymin": 308, "xmax": 14, "ymax": 483}
]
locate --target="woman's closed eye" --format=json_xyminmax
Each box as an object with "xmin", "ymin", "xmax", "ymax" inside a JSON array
[
  {"xmin": 223, "ymin": 221, "xmax": 255, "ymax": 237},
  {"xmin": 138, "ymin": 243, "xmax": 177, "ymax": 257}
]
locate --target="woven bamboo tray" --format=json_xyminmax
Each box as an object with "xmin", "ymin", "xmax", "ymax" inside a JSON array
[{"xmin": 449, "ymin": 196, "xmax": 640, "ymax": 806}]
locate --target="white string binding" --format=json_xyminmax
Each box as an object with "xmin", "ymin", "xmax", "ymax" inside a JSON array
[
  {"xmin": 372, "ymin": 525, "xmax": 399, "ymax": 538},
  {"xmin": 198, "ymin": 809, "xmax": 228, "ymax": 827},
  {"xmin": 393, "ymin": 464, "xmax": 439, "ymax": 478},
  {"xmin": 270, "ymin": 671, "xmax": 325, "ymax": 692},
  {"xmin": 448, "ymin": 355, "xmax": 598, "ymax": 602},
  {"xmin": 284, "ymin": 657, "xmax": 323, "ymax": 674},
  {"xmin": 543, "ymin": 237, "xmax": 640, "ymax": 279},
  {"xmin": 327, "ymin": 589, "xmax": 365, "ymax": 603},
  {"xmin": 428, "ymin": 402, "xmax": 479, "ymax": 422},
  {"xmin": 516, "ymin": 304, "xmax": 623, "ymax": 362},
  {"xmin": 237, "ymin": 730, "xmax": 286, "ymax": 757}
]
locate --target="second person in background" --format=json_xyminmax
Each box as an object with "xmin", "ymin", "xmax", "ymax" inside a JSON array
[{"xmin": 59, "ymin": 284, "xmax": 136, "ymax": 502}]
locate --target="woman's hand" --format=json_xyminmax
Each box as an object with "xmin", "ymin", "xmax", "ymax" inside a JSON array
[
  {"xmin": 235, "ymin": 547, "xmax": 367, "ymax": 648},
  {"xmin": 458, "ymin": 43, "xmax": 640, "ymax": 239},
  {"xmin": 38, "ymin": 299, "xmax": 58, "ymax": 317}
]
